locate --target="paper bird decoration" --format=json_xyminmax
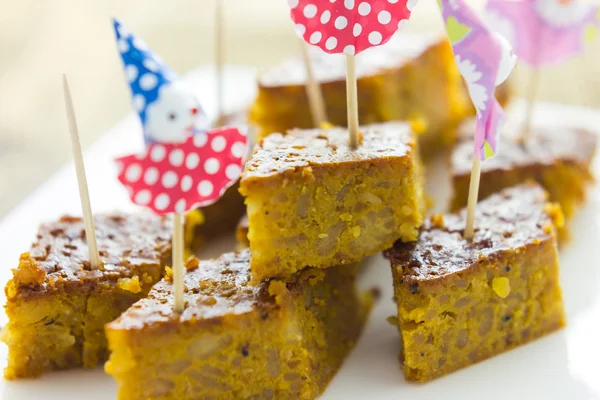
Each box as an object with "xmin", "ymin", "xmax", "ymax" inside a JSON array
[
  {"xmin": 112, "ymin": 18, "xmax": 248, "ymax": 313},
  {"xmin": 112, "ymin": 18, "xmax": 210, "ymax": 144},
  {"xmin": 439, "ymin": 0, "xmax": 517, "ymax": 160},
  {"xmin": 289, "ymin": 0, "xmax": 417, "ymax": 55},
  {"xmin": 112, "ymin": 19, "xmax": 248, "ymax": 216},
  {"xmin": 486, "ymin": 0, "xmax": 600, "ymax": 66}
]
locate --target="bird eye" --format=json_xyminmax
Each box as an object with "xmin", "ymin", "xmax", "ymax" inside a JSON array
[
  {"xmin": 191, "ymin": 107, "xmax": 198, "ymax": 115},
  {"xmin": 168, "ymin": 113, "xmax": 177, "ymax": 120}
]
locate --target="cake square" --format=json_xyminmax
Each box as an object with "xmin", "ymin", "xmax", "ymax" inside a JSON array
[
  {"xmin": 2, "ymin": 213, "xmax": 172, "ymax": 379},
  {"xmin": 105, "ymin": 250, "xmax": 372, "ymax": 399},
  {"xmin": 249, "ymin": 33, "xmax": 510, "ymax": 159},
  {"xmin": 239, "ymin": 122, "xmax": 425, "ymax": 282},
  {"xmin": 385, "ymin": 184, "xmax": 566, "ymax": 382},
  {"xmin": 450, "ymin": 124, "xmax": 597, "ymax": 230}
]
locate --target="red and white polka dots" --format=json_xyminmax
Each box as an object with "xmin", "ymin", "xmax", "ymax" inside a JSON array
[
  {"xmin": 289, "ymin": 0, "xmax": 415, "ymax": 55},
  {"xmin": 204, "ymin": 158, "xmax": 220, "ymax": 175},
  {"xmin": 231, "ymin": 142, "xmax": 246, "ymax": 158},
  {"xmin": 116, "ymin": 126, "xmax": 247, "ymax": 215},
  {"xmin": 210, "ymin": 136, "xmax": 227, "ymax": 152},
  {"xmin": 168, "ymin": 149, "xmax": 184, "ymax": 167},
  {"xmin": 180, "ymin": 175, "xmax": 193, "ymax": 192},
  {"xmin": 144, "ymin": 167, "xmax": 159, "ymax": 185},
  {"xmin": 134, "ymin": 189, "xmax": 151, "ymax": 205},
  {"xmin": 150, "ymin": 145, "xmax": 166, "ymax": 162},
  {"xmin": 185, "ymin": 152, "xmax": 200, "ymax": 169},
  {"xmin": 124, "ymin": 163, "xmax": 142, "ymax": 182}
]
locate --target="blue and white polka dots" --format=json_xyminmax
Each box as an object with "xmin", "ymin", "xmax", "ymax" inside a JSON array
[{"xmin": 113, "ymin": 18, "xmax": 206, "ymax": 145}]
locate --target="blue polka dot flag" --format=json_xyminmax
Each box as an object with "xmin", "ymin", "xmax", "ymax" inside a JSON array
[{"xmin": 112, "ymin": 18, "xmax": 206, "ymax": 144}]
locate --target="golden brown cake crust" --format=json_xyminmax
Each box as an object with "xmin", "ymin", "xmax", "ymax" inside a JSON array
[
  {"xmin": 105, "ymin": 251, "xmax": 370, "ymax": 399},
  {"xmin": 386, "ymin": 184, "xmax": 557, "ymax": 284},
  {"xmin": 107, "ymin": 249, "xmax": 277, "ymax": 333},
  {"xmin": 243, "ymin": 122, "xmax": 414, "ymax": 179},
  {"xmin": 386, "ymin": 183, "xmax": 565, "ymax": 382},
  {"xmin": 453, "ymin": 124, "xmax": 598, "ymax": 176},
  {"xmin": 3, "ymin": 212, "xmax": 173, "ymax": 379},
  {"xmin": 258, "ymin": 33, "xmax": 443, "ymax": 87},
  {"xmin": 250, "ymin": 32, "xmax": 478, "ymax": 160},
  {"xmin": 240, "ymin": 122, "xmax": 424, "ymax": 280},
  {"xmin": 10, "ymin": 213, "xmax": 171, "ymax": 298}
]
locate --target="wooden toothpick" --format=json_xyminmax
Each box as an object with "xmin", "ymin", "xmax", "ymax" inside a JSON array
[
  {"xmin": 522, "ymin": 67, "xmax": 541, "ymax": 138},
  {"xmin": 299, "ymin": 40, "xmax": 328, "ymax": 127},
  {"xmin": 215, "ymin": 0, "xmax": 225, "ymax": 126},
  {"xmin": 172, "ymin": 212, "xmax": 185, "ymax": 313},
  {"xmin": 345, "ymin": 54, "xmax": 359, "ymax": 148},
  {"xmin": 522, "ymin": 25, "xmax": 544, "ymax": 140},
  {"xmin": 62, "ymin": 74, "xmax": 101, "ymax": 269},
  {"xmin": 464, "ymin": 156, "xmax": 481, "ymax": 240}
]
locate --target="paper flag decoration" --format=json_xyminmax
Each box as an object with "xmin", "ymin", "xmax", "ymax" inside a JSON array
[
  {"xmin": 439, "ymin": 0, "xmax": 516, "ymax": 160},
  {"xmin": 113, "ymin": 18, "xmax": 209, "ymax": 144},
  {"xmin": 116, "ymin": 127, "xmax": 247, "ymax": 215},
  {"xmin": 486, "ymin": 0, "xmax": 600, "ymax": 67},
  {"xmin": 289, "ymin": 0, "xmax": 417, "ymax": 55}
]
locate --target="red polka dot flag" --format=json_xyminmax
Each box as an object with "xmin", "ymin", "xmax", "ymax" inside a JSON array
[
  {"xmin": 289, "ymin": 0, "xmax": 417, "ymax": 55},
  {"xmin": 116, "ymin": 127, "xmax": 247, "ymax": 215}
]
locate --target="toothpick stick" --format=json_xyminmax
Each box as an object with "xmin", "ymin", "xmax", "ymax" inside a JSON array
[
  {"xmin": 299, "ymin": 40, "xmax": 327, "ymax": 127},
  {"xmin": 62, "ymin": 74, "xmax": 101, "ymax": 269},
  {"xmin": 464, "ymin": 156, "xmax": 481, "ymax": 240},
  {"xmin": 215, "ymin": 0, "xmax": 225, "ymax": 126},
  {"xmin": 522, "ymin": 67, "xmax": 541, "ymax": 138},
  {"xmin": 345, "ymin": 54, "xmax": 359, "ymax": 148},
  {"xmin": 522, "ymin": 22, "xmax": 545, "ymax": 140},
  {"xmin": 172, "ymin": 212, "xmax": 185, "ymax": 312}
]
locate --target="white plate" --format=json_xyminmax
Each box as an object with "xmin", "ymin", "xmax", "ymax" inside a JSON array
[{"xmin": 1, "ymin": 66, "xmax": 599, "ymax": 400}]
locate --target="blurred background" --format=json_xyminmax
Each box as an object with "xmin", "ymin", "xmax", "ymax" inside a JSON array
[{"xmin": 1, "ymin": 0, "xmax": 600, "ymax": 217}]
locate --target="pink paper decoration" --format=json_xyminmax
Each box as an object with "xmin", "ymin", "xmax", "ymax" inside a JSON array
[
  {"xmin": 486, "ymin": 0, "xmax": 600, "ymax": 66},
  {"xmin": 289, "ymin": 0, "xmax": 417, "ymax": 55},
  {"xmin": 439, "ymin": 0, "xmax": 517, "ymax": 160},
  {"xmin": 116, "ymin": 127, "xmax": 247, "ymax": 215}
]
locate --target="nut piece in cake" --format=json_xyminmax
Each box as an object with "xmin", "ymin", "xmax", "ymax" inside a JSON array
[
  {"xmin": 451, "ymin": 123, "xmax": 596, "ymax": 241},
  {"xmin": 249, "ymin": 33, "xmax": 510, "ymax": 159},
  {"xmin": 385, "ymin": 183, "xmax": 566, "ymax": 382},
  {"xmin": 2, "ymin": 213, "xmax": 172, "ymax": 379},
  {"xmin": 105, "ymin": 250, "xmax": 372, "ymax": 400},
  {"xmin": 239, "ymin": 122, "xmax": 426, "ymax": 282}
]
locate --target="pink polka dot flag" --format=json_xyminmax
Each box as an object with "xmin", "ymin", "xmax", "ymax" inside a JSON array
[
  {"xmin": 116, "ymin": 127, "xmax": 247, "ymax": 215},
  {"xmin": 289, "ymin": 0, "xmax": 417, "ymax": 55}
]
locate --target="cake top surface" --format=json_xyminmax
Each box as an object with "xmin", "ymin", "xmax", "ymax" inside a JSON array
[
  {"xmin": 242, "ymin": 122, "xmax": 415, "ymax": 179},
  {"xmin": 259, "ymin": 33, "xmax": 442, "ymax": 87},
  {"xmin": 11, "ymin": 213, "xmax": 171, "ymax": 292},
  {"xmin": 107, "ymin": 249, "xmax": 275, "ymax": 331},
  {"xmin": 385, "ymin": 184, "xmax": 558, "ymax": 282},
  {"xmin": 453, "ymin": 123, "xmax": 598, "ymax": 175}
]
